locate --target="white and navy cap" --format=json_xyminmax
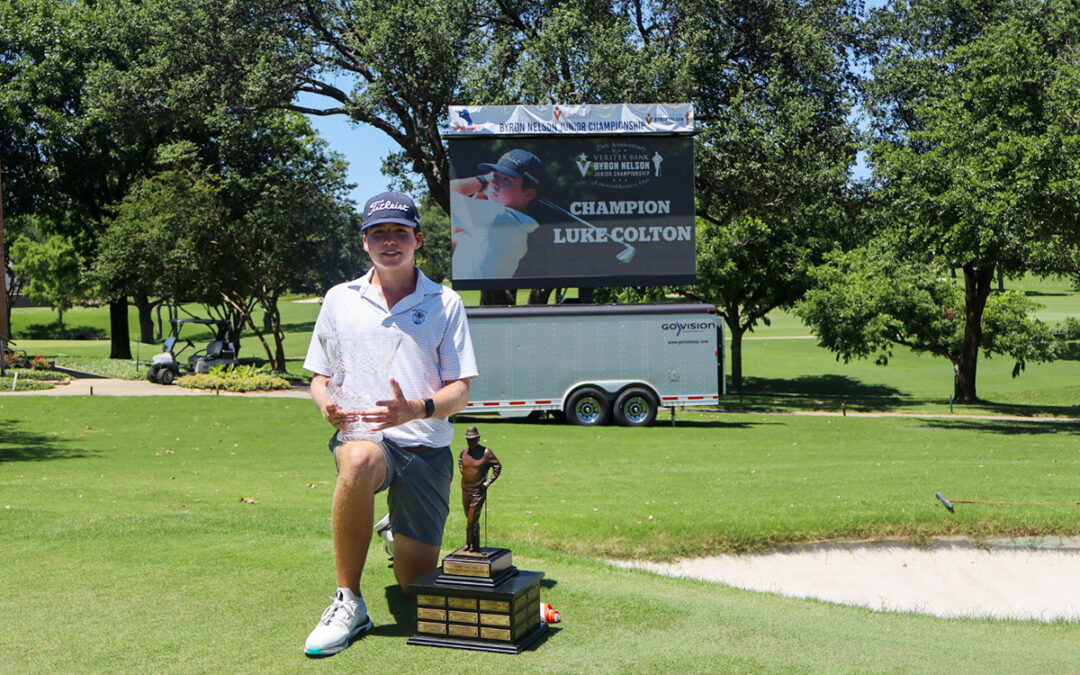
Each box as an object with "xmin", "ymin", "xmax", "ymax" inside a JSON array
[
  {"xmin": 361, "ymin": 191, "xmax": 420, "ymax": 231},
  {"xmin": 479, "ymin": 149, "xmax": 543, "ymax": 187}
]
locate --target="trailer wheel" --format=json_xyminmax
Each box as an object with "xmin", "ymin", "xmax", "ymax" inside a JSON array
[
  {"xmin": 157, "ymin": 367, "xmax": 175, "ymax": 385},
  {"xmin": 146, "ymin": 365, "xmax": 160, "ymax": 383},
  {"xmin": 565, "ymin": 387, "xmax": 610, "ymax": 426},
  {"xmin": 613, "ymin": 387, "xmax": 658, "ymax": 427}
]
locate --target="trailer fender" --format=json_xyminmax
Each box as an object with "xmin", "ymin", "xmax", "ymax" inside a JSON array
[{"xmin": 563, "ymin": 380, "xmax": 654, "ymax": 399}]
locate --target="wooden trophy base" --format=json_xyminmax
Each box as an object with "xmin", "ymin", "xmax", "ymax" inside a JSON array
[
  {"xmin": 408, "ymin": 567, "xmax": 547, "ymax": 654},
  {"xmin": 437, "ymin": 547, "xmax": 517, "ymax": 588}
]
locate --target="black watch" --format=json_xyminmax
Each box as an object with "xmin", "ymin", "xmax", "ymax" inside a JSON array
[
  {"xmin": 422, "ymin": 398, "xmax": 435, "ymax": 418},
  {"xmin": 476, "ymin": 175, "xmax": 488, "ymax": 192}
]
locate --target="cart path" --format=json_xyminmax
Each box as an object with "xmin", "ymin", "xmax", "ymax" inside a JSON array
[
  {"xmin": 5, "ymin": 379, "xmax": 1079, "ymax": 424},
  {"xmin": 2, "ymin": 374, "xmax": 311, "ymax": 398}
]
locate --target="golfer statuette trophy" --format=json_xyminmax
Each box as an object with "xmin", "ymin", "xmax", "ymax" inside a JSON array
[{"xmin": 408, "ymin": 427, "xmax": 548, "ymax": 653}]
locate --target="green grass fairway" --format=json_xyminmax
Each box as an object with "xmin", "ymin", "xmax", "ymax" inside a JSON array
[
  {"xmin": 1, "ymin": 398, "xmax": 1076, "ymax": 672},
  {"xmin": 736, "ymin": 337, "xmax": 1080, "ymax": 415},
  {"xmin": 11, "ymin": 274, "xmax": 1080, "ymax": 412}
]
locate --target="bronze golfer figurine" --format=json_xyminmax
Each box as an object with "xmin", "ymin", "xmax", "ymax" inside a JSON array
[
  {"xmin": 410, "ymin": 425, "xmax": 548, "ymax": 653},
  {"xmin": 458, "ymin": 426, "xmax": 502, "ymax": 552}
]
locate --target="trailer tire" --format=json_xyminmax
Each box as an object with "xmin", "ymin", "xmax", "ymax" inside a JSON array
[
  {"xmin": 613, "ymin": 387, "xmax": 658, "ymax": 427},
  {"xmin": 157, "ymin": 367, "xmax": 175, "ymax": 385},
  {"xmin": 565, "ymin": 387, "xmax": 610, "ymax": 426}
]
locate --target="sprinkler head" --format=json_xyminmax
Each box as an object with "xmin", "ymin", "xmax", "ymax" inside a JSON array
[{"xmin": 935, "ymin": 492, "xmax": 955, "ymax": 513}]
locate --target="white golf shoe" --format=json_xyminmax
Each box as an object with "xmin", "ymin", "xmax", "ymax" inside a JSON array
[
  {"xmin": 374, "ymin": 514, "xmax": 394, "ymax": 559},
  {"xmin": 304, "ymin": 588, "xmax": 373, "ymax": 656}
]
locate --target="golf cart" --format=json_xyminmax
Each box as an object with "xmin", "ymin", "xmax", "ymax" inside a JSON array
[{"xmin": 147, "ymin": 318, "xmax": 239, "ymax": 384}]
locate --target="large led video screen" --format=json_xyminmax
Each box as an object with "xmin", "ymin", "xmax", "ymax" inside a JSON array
[{"xmin": 449, "ymin": 135, "xmax": 696, "ymax": 290}]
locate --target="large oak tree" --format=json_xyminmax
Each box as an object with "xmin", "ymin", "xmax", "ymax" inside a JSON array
[{"xmin": 860, "ymin": 0, "xmax": 1080, "ymax": 401}]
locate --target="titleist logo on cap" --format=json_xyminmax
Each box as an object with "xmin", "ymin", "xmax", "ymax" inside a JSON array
[{"xmin": 367, "ymin": 199, "xmax": 412, "ymax": 215}]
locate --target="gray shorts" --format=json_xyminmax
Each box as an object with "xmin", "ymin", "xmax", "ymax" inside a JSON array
[{"xmin": 329, "ymin": 433, "xmax": 453, "ymax": 547}]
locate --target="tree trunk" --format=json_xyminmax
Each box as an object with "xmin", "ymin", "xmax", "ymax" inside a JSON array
[
  {"xmin": 953, "ymin": 263, "xmax": 996, "ymax": 403},
  {"xmin": 58, "ymin": 307, "xmax": 65, "ymax": 340},
  {"xmin": 268, "ymin": 295, "xmax": 286, "ymax": 373},
  {"xmin": 480, "ymin": 289, "xmax": 515, "ymax": 306},
  {"xmin": 109, "ymin": 300, "xmax": 132, "ymax": 359},
  {"xmin": 726, "ymin": 306, "xmax": 744, "ymax": 392},
  {"xmin": 729, "ymin": 326, "xmax": 744, "ymax": 393},
  {"xmin": 528, "ymin": 288, "xmax": 554, "ymax": 305},
  {"xmin": 242, "ymin": 310, "xmax": 277, "ymax": 370},
  {"xmin": 133, "ymin": 292, "xmax": 156, "ymax": 344}
]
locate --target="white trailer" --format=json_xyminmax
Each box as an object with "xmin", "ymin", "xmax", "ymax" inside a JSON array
[{"xmin": 462, "ymin": 303, "xmax": 723, "ymax": 426}]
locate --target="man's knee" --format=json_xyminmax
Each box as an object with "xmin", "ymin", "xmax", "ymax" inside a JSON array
[{"xmin": 335, "ymin": 440, "xmax": 385, "ymax": 488}]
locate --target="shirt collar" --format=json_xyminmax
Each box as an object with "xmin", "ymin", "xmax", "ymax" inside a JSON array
[{"xmin": 347, "ymin": 266, "xmax": 441, "ymax": 313}]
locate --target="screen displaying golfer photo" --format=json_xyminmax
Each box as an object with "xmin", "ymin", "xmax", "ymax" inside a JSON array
[{"xmin": 448, "ymin": 136, "xmax": 696, "ymax": 290}]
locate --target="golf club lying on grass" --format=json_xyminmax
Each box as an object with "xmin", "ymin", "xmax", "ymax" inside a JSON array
[
  {"xmin": 935, "ymin": 491, "xmax": 1080, "ymax": 513},
  {"xmin": 539, "ymin": 197, "xmax": 636, "ymax": 263}
]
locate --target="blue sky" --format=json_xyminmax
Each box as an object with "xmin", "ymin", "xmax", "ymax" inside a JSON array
[{"xmin": 304, "ymin": 112, "xmax": 398, "ymax": 206}]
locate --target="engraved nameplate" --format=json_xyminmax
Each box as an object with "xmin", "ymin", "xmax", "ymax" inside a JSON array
[
  {"xmin": 447, "ymin": 597, "xmax": 477, "ymax": 610},
  {"xmin": 417, "ymin": 621, "xmax": 446, "ymax": 634},
  {"xmin": 480, "ymin": 613, "xmax": 510, "ymax": 627},
  {"xmin": 417, "ymin": 594, "xmax": 445, "ymax": 607},
  {"xmin": 417, "ymin": 608, "xmax": 446, "ymax": 621},
  {"xmin": 479, "ymin": 599, "xmax": 510, "ymax": 612},
  {"xmin": 480, "ymin": 627, "xmax": 511, "ymax": 641},
  {"xmin": 448, "ymin": 624, "xmax": 478, "ymax": 638}
]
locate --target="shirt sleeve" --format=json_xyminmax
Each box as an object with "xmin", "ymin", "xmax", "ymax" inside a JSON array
[
  {"xmin": 437, "ymin": 293, "xmax": 479, "ymax": 382},
  {"xmin": 302, "ymin": 288, "xmax": 336, "ymax": 377}
]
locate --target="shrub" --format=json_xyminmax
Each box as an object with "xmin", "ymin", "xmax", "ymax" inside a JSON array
[
  {"xmin": 52, "ymin": 356, "xmax": 145, "ymax": 381},
  {"xmin": 0, "ymin": 376, "xmax": 54, "ymax": 391},
  {"xmin": 5, "ymin": 368, "xmax": 67, "ymax": 381},
  {"xmin": 30, "ymin": 355, "xmax": 54, "ymax": 370},
  {"xmin": 176, "ymin": 364, "xmax": 290, "ymax": 392},
  {"xmin": 1059, "ymin": 317, "xmax": 1080, "ymax": 341}
]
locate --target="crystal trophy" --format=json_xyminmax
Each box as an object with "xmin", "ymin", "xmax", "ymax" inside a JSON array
[{"xmin": 318, "ymin": 330, "xmax": 402, "ymax": 442}]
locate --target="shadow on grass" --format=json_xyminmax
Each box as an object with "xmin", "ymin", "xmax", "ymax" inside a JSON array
[
  {"xmin": 453, "ymin": 414, "xmax": 772, "ymax": 431},
  {"xmin": 369, "ymin": 585, "xmax": 416, "ymax": 638},
  {"xmin": 278, "ymin": 321, "xmax": 316, "ymax": 334},
  {"xmin": 919, "ymin": 418, "xmax": 1080, "ymax": 435},
  {"xmin": 1023, "ymin": 290, "xmax": 1069, "ymax": 297},
  {"xmin": 52, "ymin": 366, "xmax": 108, "ymax": 379},
  {"xmin": 1054, "ymin": 342, "xmax": 1080, "ymax": 362},
  {"xmin": 18, "ymin": 323, "xmax": 106, "ymax": 340},
  {"xmin": 0, "ymin": 420, "xmax": 91, "ymax": 462},
  {"xmin": 669, "ymin": 418, "xmax": 779, "ymax": 429},
  {"xmin": 731, "ymin": 375, "xmax": 923, "ymax": 413},
  {"xmin": 742, "ymin": 375, "xmax": 908, "ymax": 398},
  {"xmin": 523, "ymin": 625, "xmax": 560, "ymax": 651}
]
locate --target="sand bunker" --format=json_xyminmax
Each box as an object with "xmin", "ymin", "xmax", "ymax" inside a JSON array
[{"xmin": 614, "ymin": 538, "xmax": 1080, "ymax": 622}]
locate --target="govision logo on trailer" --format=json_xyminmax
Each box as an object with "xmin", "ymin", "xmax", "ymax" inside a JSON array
[{"xmin": 661, "ymin": 321, "xmax": 713, "ymax": 337}]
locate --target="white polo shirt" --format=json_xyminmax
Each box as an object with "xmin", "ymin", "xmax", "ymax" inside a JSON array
[
  {"xmin": 303, "ymin": 267, "xmax": 478, "ymax": 448},
  {"xmin": 451, "ymin": 192, "xmax": 539, "ymax": 279}
]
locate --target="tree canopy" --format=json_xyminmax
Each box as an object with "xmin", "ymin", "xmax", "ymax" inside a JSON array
[
  {"xmin": 855, "ymin": 0, "xmax": 1080, "ymax": 401},
  {"xmin": 797, "ymin": 245, "xmax": 1058, "ymax": 384}
]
